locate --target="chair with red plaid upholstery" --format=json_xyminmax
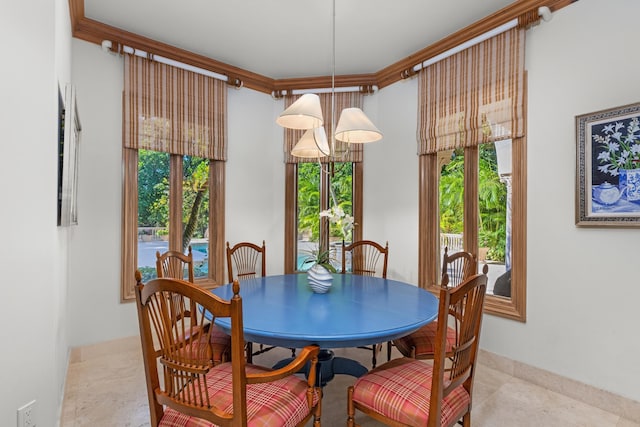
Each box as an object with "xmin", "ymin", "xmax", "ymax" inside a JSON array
[
  {"xmin": 135, "ymin": 272, "xmax": 322, "ymax": 427},
  {"xmin": 347, "ymin": 268, "xmax": 487, "ymax": 427},
  {"xmin": 392, "ymin": 247, "xmax": 477, "ymax": 360},
  {"xmin": 156, "ymin": 246, "xmax": 231, "ymax": 365}
]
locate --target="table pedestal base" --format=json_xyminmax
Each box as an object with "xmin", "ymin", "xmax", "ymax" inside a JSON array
[{"xmin": 273, "ymin": 349, "xmax": 368, "ymax": 387}]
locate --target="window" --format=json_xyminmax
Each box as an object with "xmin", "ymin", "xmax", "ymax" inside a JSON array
[
  {"xmin": 122, "ymin": 150, "xmax": 225, "ymax": 300},
  {"xmin": 120, "ymin": 54, "xmax": 227, "ymax": 301},
  {"xmin": 285, "ymin": 162, "xmax": 362, "ymax": 273},
  {"xmin": 438, "ymin": 144, "xmax": 511, "ymax": 296},
  {"xmin": 417, "ymin": 28, "xmax": 526, "ymax": 321},
  {"xmin": 281, "ymin": 92, "xmax": 365, "ymax": 274},
  {"xmin": 295, "ymin": 162, "xmax": 354, "ymax": 271}
]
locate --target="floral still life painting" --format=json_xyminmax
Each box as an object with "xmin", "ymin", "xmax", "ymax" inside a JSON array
[{"xmin": 576, "ymin": 102, "xmax": 640, "ymax": 227}]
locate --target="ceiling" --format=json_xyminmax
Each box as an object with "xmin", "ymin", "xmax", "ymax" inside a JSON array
[{"xmin": 83, "ymin": 0, "xmax": 516, "ymax": 79}]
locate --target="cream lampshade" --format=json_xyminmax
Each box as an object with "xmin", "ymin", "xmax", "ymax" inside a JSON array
[
  {"xmin": 290, "ymin": 127, "xmax": 330, "ymax": 158},
  {"xmin": 276, "ymin": 93, "xmax": 324, "ymax": 130},
  {"xmin": 335, "ymin": 107, "xmax": 383, "ymax": 143}
]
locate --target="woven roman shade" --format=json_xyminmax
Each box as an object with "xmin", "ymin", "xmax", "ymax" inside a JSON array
[
  {"xmin": 417, "ymin": 28, "xmax": 525, "ymax": 155},
  {"xmin": 123, "ymin": 54, "xmax": 227, "ymax": 160},
  {"xmin": 283, "ymin": 92, "xmax": 364, "ymax": 163}
]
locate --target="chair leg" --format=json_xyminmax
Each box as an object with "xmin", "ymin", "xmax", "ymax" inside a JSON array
[
  {"xmin": 291, "ymin": 348, "xmax": 296, "ymax": 357},
  {"xmin": 371, "ymin": 346, "xmax": 377, "ymax": 369},
  {"xmin": 347, "ymin": 386, "xmax": 356, "ymax": 427},
  {"xmin": 387, "ymin": 341, "xmax": 393, "ymax": 362},
  {"xmin": 246, "ymin": 342, "xmax": 253, "ymax": 363},
  {"xmin": 462, "ymin": 413, "xmax": 470, "ymax": 427},
  {"xmin": 312, "ymin": 389, "xmax": 322, "ymax": 427}
]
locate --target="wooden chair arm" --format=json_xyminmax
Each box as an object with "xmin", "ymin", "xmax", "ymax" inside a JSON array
[{"xmin": 246, "ymin": 345, "xmax": 320, "ymax": 384}]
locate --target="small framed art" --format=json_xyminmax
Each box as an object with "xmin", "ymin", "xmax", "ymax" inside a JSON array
[
  {"xmin": 576, "ymin": 102, "xmax": 640, "ymax": 227},
  {"xmin": 57, "ymin": 83, "xmax": 81, "ymax": 226}
]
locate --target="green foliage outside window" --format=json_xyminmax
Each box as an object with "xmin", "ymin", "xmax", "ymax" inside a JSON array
[
  {"xmin": 297, "ymin": 162, "xmax": 353, "ymax": 242},
  {"xmin": 138, "ymin": 149, "xmax": 210, "ymax": 252},
  {"xmin": 439, "ymin": 145, "xmax": 507, "ymax": 262}
]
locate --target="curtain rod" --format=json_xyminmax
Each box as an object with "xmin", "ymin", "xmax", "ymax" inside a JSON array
[
  {"xmin": 409, "ymin": 6, "xmax": 552, "ymax": 75},
  {"xmin": 101, "ymin": 41, "xmax": 243, "ymax": 88}
]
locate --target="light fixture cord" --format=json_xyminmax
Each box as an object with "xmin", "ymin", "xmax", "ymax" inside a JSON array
[{"xmin": 330, "ymin": 0, "xmax": 336, "ymax": 160}]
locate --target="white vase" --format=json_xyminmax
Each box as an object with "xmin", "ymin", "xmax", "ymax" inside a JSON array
[{"xmin": 307, "ymin": 264, "xmax": 333, "ymax": 294}]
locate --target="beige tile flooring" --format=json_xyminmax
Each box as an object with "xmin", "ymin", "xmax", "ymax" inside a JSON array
[{"xmin": 61, "ymin": 337, "xmax": 639, "ymax": 427}]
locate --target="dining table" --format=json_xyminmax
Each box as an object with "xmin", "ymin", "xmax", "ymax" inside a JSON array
[{"xmin": 211, "ymin": 273, "xmax": 438, "ymax": 385}]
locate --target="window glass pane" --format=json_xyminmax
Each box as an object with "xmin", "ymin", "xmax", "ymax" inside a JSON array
[
  {"xmin": 480, "ymin": 141, "xmax": 511, "ymax": 298},
  {"xmin": 137, "ymin": 149, "xmax": 170, "ymax": 282},
  {"xmin": 295, "ymin": 162, "xmax": 353, "ymax": 271},
  {"xmin": 297, "ymin": 163, "xmax": 321, "ymax": 271},
  {"xmin": 329, "ymin": 162, "xmax": 353, "ymax": 242},
  {"xmin": 330, "ymin": 162, "xmax": 353, "ymax": 272},
  {"xmin": 182, "ymin": 156, "xmax": 210, "ymax": 279},
  {"xmin": 439, "ymin": 149, "xmax": 465, "ymax": 274}
]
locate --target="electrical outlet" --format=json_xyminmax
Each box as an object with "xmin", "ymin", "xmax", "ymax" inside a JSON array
[{"xmin": 17, "ymin": 400, "xmax": 36, "ymax": 427}]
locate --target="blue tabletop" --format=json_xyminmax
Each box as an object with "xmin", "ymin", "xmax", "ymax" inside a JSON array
[{"xmin": 211, "ymin": 274, "xmax": 438, "ymax": 349}]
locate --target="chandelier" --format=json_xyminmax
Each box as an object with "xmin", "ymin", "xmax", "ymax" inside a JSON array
[{"xmin": 275, "ymin": 0, "xmax": 383, "ymax": 159}]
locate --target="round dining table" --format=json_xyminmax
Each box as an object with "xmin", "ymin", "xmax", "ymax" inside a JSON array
[{"xmin": 211, "ymin": 273, "xmax": 438, "ymax": 385}]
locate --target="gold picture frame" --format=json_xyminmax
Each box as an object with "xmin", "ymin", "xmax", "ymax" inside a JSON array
[{"xmin": 576, "ymin": 102, "xmax": 640, "ymax": 227}]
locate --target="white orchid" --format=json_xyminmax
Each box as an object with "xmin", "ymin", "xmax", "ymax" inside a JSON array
[
  {"xmin": 595, "ymin": 117, "xmax": 640, "ymax": 176},
  {"xmin": 320, "ymin": 204, "xmax": 354, "ymax": 241}
]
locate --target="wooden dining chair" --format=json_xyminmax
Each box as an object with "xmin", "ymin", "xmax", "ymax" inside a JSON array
[
  {"xmin": 341, "ymin": 239, "xmax": 389, "ymax": 278},
  {"xmin": 341, "ymin": 239, "xmax": 389, "ymax": 369},
  {"xmin": 156, "ymin": 246, "xmax": 231, "ymax": 365},
  {"xmin": 134, "ymin": 272, "xmax": 322, "ymax": 427},
  {"xmin": 347, "ymin": 269, "xmax": 488, "ymax": 427},
  {"xmin": 156, "ymin": 246, "xmax": 194, "ymax": 283},
  {"xmin": 393, "ymin": 247, "xmax": 478, "ymax": 361},
  {"xmin": 441, "ymin": 246, "xmax": 477, "ymax": 288},
  {"xmin": 226, "ymin": 240, "xmax": 293, "ymax": 362},
  {"xmin": 226, "ymin": 240, "xmax": 266, "ymax": 283}
]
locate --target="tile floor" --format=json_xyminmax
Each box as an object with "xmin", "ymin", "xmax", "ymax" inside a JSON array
[{"xmin": 61, "ymin": 337, "xmax": 639, "ymax": 427}]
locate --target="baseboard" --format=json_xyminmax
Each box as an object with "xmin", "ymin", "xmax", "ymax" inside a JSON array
[
  {"xmin": 478, "ymin": 349, "xmax": 640, "ymax": 423},
  {"xmin": 69, "ymin": 335, "xmax": 141, "ymax": 363}
]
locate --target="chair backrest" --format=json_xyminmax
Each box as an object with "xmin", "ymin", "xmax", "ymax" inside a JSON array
[
  {"xmin": 226, "ymin": 240, "xmax": 266, "ymax": 283},
  {"xmin": 156, "ymin": 246, "xmax": 194, "ymax": 283},
  {"xmin": 134, "ymin": 272, "xmax": 247, "ymax": 426},
  {"xmin": 341, "ymin": 240, "xmax": 389, "ymax": 278},
  {"xmin": 429, "ymin": 265, "xmax": 488, "ymax": 425},
  {"xmin": 441, "ymin": 246, "xmax": 476, "ymax": 287}
]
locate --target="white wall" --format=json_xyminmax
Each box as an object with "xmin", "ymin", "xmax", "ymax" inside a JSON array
[
  {"xmin": 363, "ymin": 79, "xmax": 420, "ymax": 284},
  {"xmin": 0, "ymin": 0, "xmax": 71, "ymax": 425},
  {"xmin": 67, "ymin": 40, "xmax": 138, "ymax": 346},
  {"xmin": 483, "ymin": 0, "xmax": 640, "ymax": 402},
  {"xmin": 227, "ymin": 89, "xmax": 286, "ymax": 275},
  {"xmin": 66, "ymin": 0, "xmax": 640, "ymax": 409}
]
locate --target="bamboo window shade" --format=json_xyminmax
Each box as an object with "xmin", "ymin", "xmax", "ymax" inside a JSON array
[
  {"xmin": 283, "ymin": 92, "xmax": 364, "ymax": 163},
  {"xmin": 123, "ymin": 54, "xmax": 227, "ymax": 160},
  {"xmin": 417, "ymin": 27, "xmax": 525, "ymax": 155}
]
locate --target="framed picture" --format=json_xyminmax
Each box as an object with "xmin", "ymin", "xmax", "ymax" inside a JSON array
[
  {"xmin": 57, "ymin": 83, "xmax": 81, "ymax": 226},
  {"xmin": 576, "ymin": 102, "xmax": 640, "ymax": 227}
]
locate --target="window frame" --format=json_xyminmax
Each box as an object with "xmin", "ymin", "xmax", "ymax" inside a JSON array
[
  {"xmin": 120, "ymin": 148, "xmax": 225, "ymax": 301},
  {"xmin": 419, "ymin": 138, "xmax": 527, "ymax": 322},
  {"xmin": 284, "ymin": 162, "xmax": 363, "ymax": 273}
]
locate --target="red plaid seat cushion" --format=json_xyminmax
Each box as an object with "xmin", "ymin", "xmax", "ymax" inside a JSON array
[
  {"xmin": 351, "ymin": 358, "xmax": 469, "ymax": 426},
  {"xmin": 179, "ymin": 325, "xmax": 231, "ymax": 365},
  {"xmin": 208, "ymin": 325, "xmax": 231, "ymax": 364},
  {"xmin": 159, "ymin": 363, "xmax": 320, "ymax": 427},
  {"xmin": 394, "ymin": 322, "xmax": 456, "ymax": 358}
]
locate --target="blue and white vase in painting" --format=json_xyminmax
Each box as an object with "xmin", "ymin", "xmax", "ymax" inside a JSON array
[{"xmin": 619, "ymin": 168, "xmax": 640, "ymax": 201}]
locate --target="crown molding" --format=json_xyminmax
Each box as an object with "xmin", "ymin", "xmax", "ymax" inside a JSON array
[{"xmin": 68, "ymin": 0, "xmax": 575, "ymax": 94}]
